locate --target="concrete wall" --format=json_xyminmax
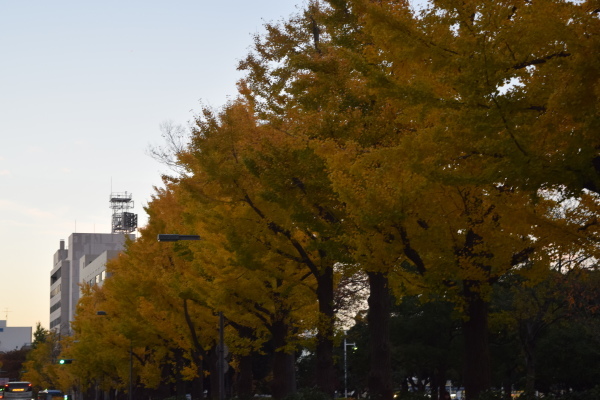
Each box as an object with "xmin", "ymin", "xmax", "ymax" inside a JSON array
[
  {"xmin": 50, "ymin": 258, "xmax": 69, "ymax": 331},
  {"xmin": 80, "ymin": 250, "xmax": 120, "ymax": 291},
  {"xmin": 50, "ymin": 240, "xmax": 69, "ymax": 331},
  {"xmin": 0, "ymin": 320, "xmax": 32, "ymax": 352}
]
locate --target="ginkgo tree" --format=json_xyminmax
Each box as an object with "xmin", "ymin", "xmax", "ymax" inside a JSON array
[
  {"xmin": 347, "ymin": 0, "xmax": 600, "ymax": 196},
  {"xmin": 169, "ymin": 156, "xmax": 323, "ymax": 400},
  {"xmin": 63, "ymin": 188, "xmax": 219, "ymax": 400},
  {"xmin": 327, "ymin": 1, "xmax": 600, "ymax": 394},
  {"xmin": 68, "ymin": 171, "xmax": 326, "ymax": 400},
  {"xmin": 173, "ymin": 97, "xmax": 357, "ymax": 397},
  {"xmin": 22, "ymin": 328, "xmax": 63, "ymax": 391},
  {"xmin": 62, "ymin": 1, "xmax": 599, "ymax": 400},
  {"xmin": 237, "ymin": 1, "xmax": 600, "ymax": 399},
  {"xmin": 237, "ymin": 4, "xmax": 407, "ymax": 397}
]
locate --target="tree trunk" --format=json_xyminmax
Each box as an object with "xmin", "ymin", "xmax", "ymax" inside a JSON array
[
  {"xmin": 271, "ymin": 319, "xmax": 296, "ymax": 399},
  {"xmin": 366, "ymin": 271, "xmax": 393, "ymax": 400},
  {"xmin": 175, "ymin": 348, "xmax": 187, "ymax": 400},
  {"xmin": 191, "ymin": 375, "xmax": 205, "ymax": 400},
  {"xmin": 157, "ymin": 363, "xmax": 174, "ymax": 399},
  {"xmin": 182, "ymin": 299, "xmax": 206, "ymax": 400},
  {"xmin": 432, "ymin": 367, "xmax": 448, "ymax": 400},
  {"xmin": 462, "ymin": 281, "xmax": 492, "ymax": 400},
  {"xmin": 235, "ymin": 353, "xmax": 254, "ymax": 400},
  {"xmin": 188, "ymin": 346, "xmax": 205, "ymax": 400},
  {"xmin": 233, "ymin": 324, "xmax": 255, "ymax": 400},
  {"xmin": 520, "ymin": 320, "xmax": 537, "ymax": 395},
  {"xmin": 209, "ymin": 347, "xmax": 219, "ymax": 400},
  {"xmin": 502, "ymin": 381, "xmax": 512, "ymax": 400},
  {"xmin": 316, "ymin": 266, "xmax": 336, "ymax": 397}
]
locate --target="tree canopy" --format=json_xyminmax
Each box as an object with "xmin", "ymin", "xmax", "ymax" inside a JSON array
[{"xmin": 37, "ymin": 1, "xmax": 600, "ymax": 400}]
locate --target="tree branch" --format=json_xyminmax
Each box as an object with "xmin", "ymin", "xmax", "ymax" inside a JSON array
[{"xmin": 512, "ymin": 51, "xmax": 571, "ymax": 70}]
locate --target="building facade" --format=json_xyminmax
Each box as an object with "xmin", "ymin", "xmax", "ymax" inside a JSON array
[
  {"xmin": 80, "ymin": 249, "xmax": 121, "ymax": 290},
  {"xmin": 0, "ymin": 320, "xmax": 32, "ymax": 352},
  {"xmin": 50, "ymin": 233, "xmax": 134, "ymax": 333}
]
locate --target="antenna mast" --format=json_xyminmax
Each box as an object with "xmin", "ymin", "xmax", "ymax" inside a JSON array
[{"xmin": 109, "ymin": 192, "xmax": 138, "ymax": 233}]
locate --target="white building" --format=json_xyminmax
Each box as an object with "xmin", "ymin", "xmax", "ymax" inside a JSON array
[
  {"xmin": 0, "ymin": 320, "xmax": 32, "ymax": 352},
  {"xmin": 50, "ymin": 233, "xmax": 134, "ymax": 334},
  {"xmin": 80, "ymin": 249, "xmax": 122, "ymax": 289}
]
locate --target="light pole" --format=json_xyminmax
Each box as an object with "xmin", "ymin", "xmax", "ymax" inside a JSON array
[
  {"xmin": 344, "ymin": 334, "xmax": 356, "ymax": 399},
  {"xmin": 97, "ymin": 311, "xmax": 133, "ymax": 400},
  {"xmin": 157, "ymin": 234, "xmax": 227, "ymax": 400},
  {"xmin": 218, "ymin": 311, "xmax": 225, "ymax": 400},
  {"xmin": 157, "ymin": 234, "xmax": 201, "ymax": 242}
]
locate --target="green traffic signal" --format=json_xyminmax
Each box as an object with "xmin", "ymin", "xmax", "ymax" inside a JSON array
[{"xmin": 58, "ymin": 359, "xmax": 73, "ymax": 364}]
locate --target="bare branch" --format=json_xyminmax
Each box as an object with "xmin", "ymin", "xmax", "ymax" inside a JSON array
[{"xmin": 147, "ymin": 120, "xmax": 191, "ymax": 174}]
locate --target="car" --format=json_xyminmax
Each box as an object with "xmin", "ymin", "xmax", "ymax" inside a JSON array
[
  {"xmin": 1, "ymin": 382, "xmax": 33, "ymax": 400},
  {"xmin": 36, "ymin": 390, "xmax": 63, "ymax": 400}
]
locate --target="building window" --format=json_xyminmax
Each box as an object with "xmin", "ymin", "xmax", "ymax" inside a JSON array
[
  {"xmin": 51, "ymin": 268, "xmax": 61, "ymax": 284},
  {"xmin": 50, "ymin": 284, "xmax": 61, "ymax": 298},
  {"xmin": 50, "ymin": 317, "xmax": 61, "ymax": 329},
  {"xmin": 50, "ymin": 301, "xmax": 61, "ymax": 313}
]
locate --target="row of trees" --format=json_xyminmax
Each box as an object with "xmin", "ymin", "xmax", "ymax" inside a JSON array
[
  {"xmin": 0, "ymin": 347, "xmax": 29, "ymax": 381},
  {"xmin": 22, "ymin": 261, "xmax": 600, "ymax": 399},
  {"xmin": 19, "ymin": 271, "xmax": 600, "ymax": 400},
  {"xmin": 343, "ymin": 269, "xmax": 600, "ymax": 397},
  {"xmin": 23, "ymin": 0, "xmax": 600, "ymax": 399}
]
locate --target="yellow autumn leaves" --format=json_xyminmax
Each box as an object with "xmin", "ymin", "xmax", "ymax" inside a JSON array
[{"xmin": 26, "ymin": 0, "xmax": 600, "ymax": 398}]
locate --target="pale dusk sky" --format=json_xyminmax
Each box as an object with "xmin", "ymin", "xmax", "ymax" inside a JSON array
[{"xmin": 0, "ymin": 0, "xmax": 302, "ymax": 330}]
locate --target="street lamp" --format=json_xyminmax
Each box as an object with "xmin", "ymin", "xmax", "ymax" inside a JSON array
[
  {"xmin": 218, "ymin": 312, "xmax": 225, "ymax": 400},
  {"xmin": 157, "ymin": 233, "xmax": 226, "ymax": 400},
  {"xmin": 157, "ymin": 234, "xmax": 201, "ymax": 242},
  {"xmin": 344, "ymin": 334, "xmax": 356, "ymax": 399},
  {"xmin": 97, "ymin": 311, "xmax": 133, "ymax": 400}
]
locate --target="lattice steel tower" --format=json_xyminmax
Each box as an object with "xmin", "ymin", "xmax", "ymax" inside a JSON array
[{"xmin": 110, "ymin": 192, "xmax": 138, "ymax": 233}]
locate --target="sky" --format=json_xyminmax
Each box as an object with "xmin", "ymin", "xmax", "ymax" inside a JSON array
[{"xmin": 0, "ymin": 0, "xmax": 303, "ymax": 331}]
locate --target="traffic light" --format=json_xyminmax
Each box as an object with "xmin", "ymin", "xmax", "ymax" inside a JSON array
[{"xmin": 58, "ymin": 359, "xmax": 73, "ymax": 364}]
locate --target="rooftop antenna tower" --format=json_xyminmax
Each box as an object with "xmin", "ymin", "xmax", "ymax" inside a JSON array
[{"xmin": 110, "ymin": 191, "xmax": 138, "ymax": 233}]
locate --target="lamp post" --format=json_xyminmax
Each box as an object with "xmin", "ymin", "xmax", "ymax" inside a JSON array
[
  {"xmin": 218, "ymin": 311, "xmax": 225, "ymax": 400},
  {"xmin": 97, "ymin": 311, "xmax": 133, "ymax": 400},
  {"xmin": 344, "ymin": 334, "xmax": 356, "ymax": 399},
  {"xmin": 157, "ymin": 234, "xmax": 200, "ymax": 242},
  {"xmin": 157, "ymin": 234, "xmax": 226, "ymax": 400}
]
